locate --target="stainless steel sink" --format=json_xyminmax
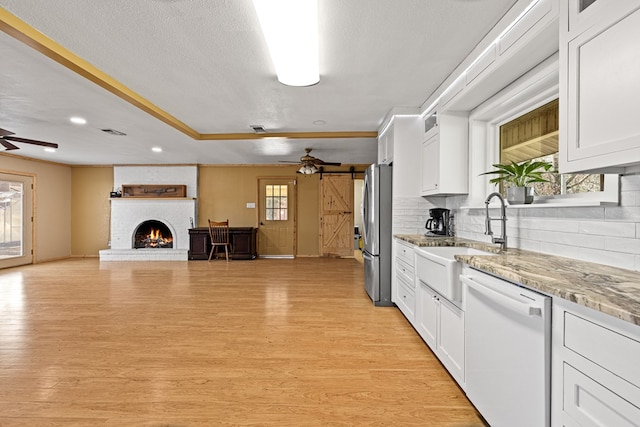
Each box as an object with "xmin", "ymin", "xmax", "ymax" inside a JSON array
[{"xmin": 414, "ymin": 246, "xmax": 497, "ymax": 302}]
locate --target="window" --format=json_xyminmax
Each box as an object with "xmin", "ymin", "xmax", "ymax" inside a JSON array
[
  {"xmin": 265, "ymin": 184, "xmax": 288, "ymax": 220},
  {"xmin": 0, "ymin": 180, "xmax": 24, "ymax": 259},
  {"xmin": 499, "ymin": 99, "xmax": 603, "ymax": 198}
]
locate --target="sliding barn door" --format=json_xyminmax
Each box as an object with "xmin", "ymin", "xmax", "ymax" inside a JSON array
[{"xmin": 320, "ymin": 174, "xmax": 354, "ymax": 257}]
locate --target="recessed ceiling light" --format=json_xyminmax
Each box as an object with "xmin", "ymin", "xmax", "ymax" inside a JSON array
[
  {"xmin": 70, "ymin": 117, "xmax": 87, "ymax": 125},
  {"xmin": 44, "ymin": 147, "xmax": 56, "ymax": 153},
  {"xmin": 313, "ymin": 120, "xmax": 326, "ymax": 125},
  {"xmin": 152, "ymin": 147, "xmax": 162, "ymax": 153}
]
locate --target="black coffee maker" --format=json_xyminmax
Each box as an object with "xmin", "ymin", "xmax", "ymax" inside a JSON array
[{"xmin": 425, "ymin": 208, "xmax": 450, "ymax": 236}]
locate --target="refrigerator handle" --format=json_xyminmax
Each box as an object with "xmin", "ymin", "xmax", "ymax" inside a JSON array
[{"xmin": 362, "ymin": 173, "xmax": 369, "ymax": 241}]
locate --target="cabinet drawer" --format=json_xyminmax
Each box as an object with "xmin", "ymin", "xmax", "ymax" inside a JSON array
[
  {"xmin": 396, "ymin": 241, "xmax": 415, "ymax": 265},
  {"xmin": 563, "ymin": 363, "xmax": 640, "ymax": 427},
  {"xmin": 397, "ymin": 278, "xmax": 416, "ymax": 322},
  {"xmin": 396, "ymin": 258, "xmax": 414, "ymax": 287},
  {"xmin": 564, "ymin": 312, "xmax": 640, "ymax": 388}
]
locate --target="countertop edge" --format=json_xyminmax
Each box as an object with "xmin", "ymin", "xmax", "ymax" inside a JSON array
[{"xmin": 394, "ymin": 234, "xmax": 640, "ymax": 327}]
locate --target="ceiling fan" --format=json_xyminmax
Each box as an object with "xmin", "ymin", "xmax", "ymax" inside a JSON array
[
  {"xmin": 0, "ymin": 128, "xmax": 59, "ymax": 151},
  {"xmin": 280, "ymin": 148, "xmax": 341, "ymax": 174}
]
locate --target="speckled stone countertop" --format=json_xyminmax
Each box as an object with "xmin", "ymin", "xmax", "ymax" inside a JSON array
[{"xmin": 395, "ymin": 234, "xmax": 640, "ymax": 326}]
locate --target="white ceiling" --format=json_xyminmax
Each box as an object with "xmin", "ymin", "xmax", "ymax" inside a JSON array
[{"xmin": 0, "ymin": 0, "xmax": 518, "ymax": 165}]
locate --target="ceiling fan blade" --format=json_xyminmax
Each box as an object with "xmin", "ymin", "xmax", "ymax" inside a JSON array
[
  {"xmin": 313, "ymin": 160, "xmax": 342, "ymax": 166},
  {"xmin": 278, "ymin": 160, "xmax": 302, "ymax": 164},
  {"xmin": 0, "ymin": 139, "xmax": 20, "ymax": 150},
  {"xmin": 3, "ymin": 135, "xmax": 58, "ymax": 149},
  {"xmin": 0, "ymin": 128, "xmax": 16, "ymax": 137}
]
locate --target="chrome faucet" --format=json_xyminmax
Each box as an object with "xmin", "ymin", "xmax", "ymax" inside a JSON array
[{"xmin": 485, "ymin": 192, "xmax": 507, "ymax": 251}]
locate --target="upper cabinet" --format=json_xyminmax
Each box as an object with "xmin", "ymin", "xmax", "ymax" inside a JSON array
[
  {"xmin": 378, "ymin": 124, "xmax": 394, "ymax": 165},
  {"xmin": 376, "ymin": 114, "xmax": 421, "ymax": 199},
  {"xmin": 559, "ymin": 0, "xmax": 640, "ymax": 173},
  {"xmin": 420, "ymin": 108, "xmax": 469, "ymax": 196}
]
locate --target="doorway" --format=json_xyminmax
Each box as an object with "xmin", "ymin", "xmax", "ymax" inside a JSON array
[
  {"xmin": 319, "ymin": 174, "xmax": 354, "ymax": 257},
  {"xmin": 0, "ymin": 172, "xmax": 33, "ymax": 269},
  {"xmin": 257, "ymin": 178, "xmax": 297, "ymax": 257}
]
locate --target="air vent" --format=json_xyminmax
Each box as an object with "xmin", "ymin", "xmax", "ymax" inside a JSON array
[
  {"xmin": 250, "ymin": 125, "xmax": 267, "ymax": 134},
  {"xmin": 101, "ymin": 129, "xmax": 127, "ymax": 136}
]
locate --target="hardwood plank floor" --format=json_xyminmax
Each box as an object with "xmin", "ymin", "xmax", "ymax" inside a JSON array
[{"xmin": 0, "ymin": 258, "xmax": 486, "ymax": 426}]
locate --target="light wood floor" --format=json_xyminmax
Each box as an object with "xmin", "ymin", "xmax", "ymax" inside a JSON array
[{"xmin": 0, "ymin": 258, "xmax": 486, "ymax": 426}]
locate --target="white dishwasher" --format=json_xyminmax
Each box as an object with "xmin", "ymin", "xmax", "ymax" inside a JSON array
[{"xmin": 460, "ymin": 267, "xmax": 551, "ymax": 427}]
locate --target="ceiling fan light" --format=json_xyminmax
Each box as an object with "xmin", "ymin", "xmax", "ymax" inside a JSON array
[
  {"xmin": 298, "ymin": 164, "xmax": 318, "ymax": 175},
  {"xmin": 253, "ymin": 0, "xmax": 319, "ymax": 87}
]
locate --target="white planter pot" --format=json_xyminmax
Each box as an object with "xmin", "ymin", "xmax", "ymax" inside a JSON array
[{"xmin": 507, "ymin": 186, "xmax": 534, "ymax": 204}]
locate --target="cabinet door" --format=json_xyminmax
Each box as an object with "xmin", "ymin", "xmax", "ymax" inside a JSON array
[
  {"xmin": 563, "ymin": 363, "xmax": 640, "ymax": 427},
  {"xmin": 396, "ymin": 278, "xmax": 416, "ymax": 322},
  {"xmin": 438, "ymin": 297, "xmax": 465, "ymax": 384},
  {"xmin": 416, "ymin": 282, "xmax": 438, "ymax": 349},
  {"xmin": 420, "ymin": 134, "xmax": 439, "ymax": 194},
  {"xmin": 561, "ymin": 3, "xmax": 640, "ymax": 173}
]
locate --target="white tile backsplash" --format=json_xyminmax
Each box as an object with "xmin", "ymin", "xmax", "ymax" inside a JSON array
[{"xmin": 451, "ymin": 174, "xmax": 640, "ymax": 271}]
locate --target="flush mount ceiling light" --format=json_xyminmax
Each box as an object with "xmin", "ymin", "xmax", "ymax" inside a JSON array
[
  {"xmin": 69, "ymin": 116, "xmax": 87, "ymax": 125},
  {"xmin": 252, "ymin": 0, "xmax": 319, "ymax": 87}
]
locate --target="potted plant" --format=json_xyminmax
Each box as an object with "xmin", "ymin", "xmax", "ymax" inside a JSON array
[{"xmin": 481, "ymin": 159, "xmax": 553, "ymax": 204}]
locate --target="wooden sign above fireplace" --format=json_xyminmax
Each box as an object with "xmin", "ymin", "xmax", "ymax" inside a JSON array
[{"xmin": 122, "ymin": 184, "xmax": 187, "ymax": 198}]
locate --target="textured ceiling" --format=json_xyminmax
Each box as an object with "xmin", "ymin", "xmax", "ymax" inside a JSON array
[{"xmin": 0, "ymin": 0, "xmax": 518, "ymax": 165}]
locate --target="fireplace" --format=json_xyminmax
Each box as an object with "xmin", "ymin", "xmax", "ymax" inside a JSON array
[
  {"xmin": 133, "ymin": 220, "xmax": 173, "ymax": 249},
  {"xmin": 99, "ymin": 166, "xmax": 198, "ymax": 261}
]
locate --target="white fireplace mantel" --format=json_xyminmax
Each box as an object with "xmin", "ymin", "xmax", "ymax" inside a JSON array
[{"xmin": 99, "ymin": 166, "xmax": 198, "ymax": 261}]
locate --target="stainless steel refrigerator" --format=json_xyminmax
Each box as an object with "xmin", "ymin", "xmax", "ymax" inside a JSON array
[{"xmin": 362, "ymin": 163, "xmax": 393, "ymax": 306}]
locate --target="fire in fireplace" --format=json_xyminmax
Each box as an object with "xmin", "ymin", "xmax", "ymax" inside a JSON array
[{"xmin": 133, "ymin": 220, "xmax": 173, "ymax": 249}]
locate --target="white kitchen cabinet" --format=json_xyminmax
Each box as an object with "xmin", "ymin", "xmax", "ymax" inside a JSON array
[
  {"xmin": 552, "ymin": 298, "xmax": 640, "ymax": 426},
  {"xmin": 396, "ymin": 277, "xmax": 416, "ymax": 322},
  {"xmin": 394, "ymin": 239, "xmax": 416, "ymax": 321},
  {"xmin": 559, "ymin": 0, "xmax": 640, "ymax": 173},
  {"xmin": 416, "ymin": 280, "xmax": 465, "ymax": 387},
  {"xmin": 416, "ymin": 280, "xmax": 438, "ymax": 348},
  {"xmin": 420, "ymin": 109, "xmax": 469, "ymax": 196},
  {"xmin": 378, "ymin": 123, "xmax": 394, "ymax": 164}
]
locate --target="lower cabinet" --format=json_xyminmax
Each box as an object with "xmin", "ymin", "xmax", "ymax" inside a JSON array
[
  {"xmin": 188, "ymin": 227, "xmax": 257, "ymax": 260},
  {"xmin": 416, "ymin": 280, "xmax": 465, "ymax": 387},
  {"xmin": 552, "ymin": 298, "xmax": 640, "ymax": 426},
  {"xmin": 396, "ymin": 277, "xmax": 416, "ymax": 322}
]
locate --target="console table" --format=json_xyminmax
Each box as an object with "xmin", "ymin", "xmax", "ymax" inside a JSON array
[{"xmin": 188, "ymin": 227, "xmax": 257, "ymax": 260}]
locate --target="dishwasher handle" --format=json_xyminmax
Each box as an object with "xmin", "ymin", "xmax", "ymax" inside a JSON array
[{"xmin": 460, "ymin": 275, "xmax": 542, "ymax": 317}]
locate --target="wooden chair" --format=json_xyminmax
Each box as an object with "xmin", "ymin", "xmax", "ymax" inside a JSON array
[{"xmin": 208, "ymin": 219, "xmax": 232, "ymax": 262}]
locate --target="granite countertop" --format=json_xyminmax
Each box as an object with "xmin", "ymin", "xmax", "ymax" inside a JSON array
[{"xmin": 395, "ymin": 234, "xmax": 640, "ymax": 326}]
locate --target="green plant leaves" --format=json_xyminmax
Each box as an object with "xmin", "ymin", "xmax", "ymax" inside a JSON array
[{"xmin": 480, "ymin": 160, "xmax": 554, "ymax": 187}]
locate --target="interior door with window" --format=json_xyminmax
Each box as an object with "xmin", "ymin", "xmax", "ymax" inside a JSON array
[
  {"xmin": 0, "ymin": 173, "xmax": 33, "ymax": 269},
  {"xmin": 320, "ymin": 174, "xmax": 354, "ymax": 257},
  {"xmin": 258, "ymin": 179, "xmax": 296, "ymax": 257}
]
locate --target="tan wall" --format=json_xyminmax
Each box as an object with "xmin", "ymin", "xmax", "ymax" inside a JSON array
[
  {"xmin": 71, "ymin": 166, "xmax": 113, "ymax": 256},
  {"xmin": 66, "ymin": 164, "xmax": 366, "ymax": 257},
  {"xmin": 0, "ymin": 154, "xmax": 72, "ymax": 262},
  {"xmin": 198, "ymin": 165, "xmax": 366, "ymax": 257}
]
